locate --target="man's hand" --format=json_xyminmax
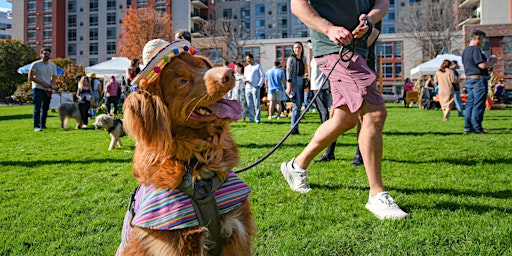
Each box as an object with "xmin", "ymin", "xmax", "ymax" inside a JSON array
[
  {"xmin": 352, "ymin": 14, "xmax": 371, "ymax": 39},
  {"xmin": 326, "ymin": 24, "xmax": 353, "ymax": 46}
]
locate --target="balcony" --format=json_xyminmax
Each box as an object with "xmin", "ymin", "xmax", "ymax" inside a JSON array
[
  {"xmin": 191, "ymin": 11, "xmax": 207, "ymax": 23},
  {"xmin": 459, "ymin": 0, "xmax": 479, "ymax": 9},
  {"xmin": 458, "ymin": 16, "xmax": 481, "ymax": 26},
  {"xmin": 191, "ymin": 0, "xmax": 208, "ymax": 9}
]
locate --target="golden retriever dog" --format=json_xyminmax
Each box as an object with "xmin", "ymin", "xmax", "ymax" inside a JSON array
[
  {"xmin": 116, "ymin": 40, "xmax": 256, "ymax": 256},
  {"xmin": 93, "ymin": 114, "xmax": 125, "ymax": 150}
]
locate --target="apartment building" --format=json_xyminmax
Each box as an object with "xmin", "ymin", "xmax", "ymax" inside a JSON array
[
  {"xmin": 9, "ymin": 0, "xmax": 212, "ymax": 67},
  {"xmin": 0, "ymin": 9, "xmax": 11, "ymax": 39}
]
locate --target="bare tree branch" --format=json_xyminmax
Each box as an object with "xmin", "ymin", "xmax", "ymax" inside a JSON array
[{"xmin": 397, "ymin": 0, "xmax": 458, "ymax": 60}]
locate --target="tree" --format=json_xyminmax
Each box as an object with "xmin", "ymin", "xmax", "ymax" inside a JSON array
[
  {"xmin": 197, "ymin": 17, "xmax": 253, "ymax": 65},
  {"xmin": 0, "ymin": 39, "xmax": 37, "ymax": 100},
  {"xmin": 397, "ymin": 0, "xmax": 458, "ymax": 60},
  {"xmin": 117, "ymin": 8, "xmax": 173, "ymax": 60},
  {"xmin": 53, "ymin": 60, "xmax": 85, "ymax": 93}
]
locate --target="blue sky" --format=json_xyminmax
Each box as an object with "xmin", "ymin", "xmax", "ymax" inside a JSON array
[{"xmin": 0, "ymin": 0, "xmax": 11, "ymax": 10}]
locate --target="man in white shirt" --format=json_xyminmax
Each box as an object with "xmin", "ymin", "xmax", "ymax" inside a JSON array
[{"xmin": 243, "ymin": 53, "xmax": 264, "ymax": 123}]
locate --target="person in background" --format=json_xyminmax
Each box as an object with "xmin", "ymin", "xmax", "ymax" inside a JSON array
[
  {"xmin": 423, "ymin": 75, "xmax": 435, "ymax": 109},
  {"xmin": 233, "ymin": 63, "xmax": 249, "ymax": 122},
  {"xmin": 286, "ymin": 42, "xmax": 307, "ymax": 134},
  {"xmin": 402, "ymin": 77, "xmax": 414, "ymax": 108},
  {"xmin": 494, "ymin": 79, "xmax": 505, "ymax": 104},
  {"xmin": 76, "ymin": 76, "xmax": 93, "ymax": 128},
  {"xmin": 105, "ymin": 75, "xmax": 121, "ymax": 117},
  {"xmin": 265, "ymin": 61, "xmax": 286, "ymax": 120},
  {"xmin": 462, "ymin": 30, "xmax": 497, "ymax": 134},
  {"xmin": 281, "ymin": 0, "xmax": 408, "ymax": 220},
  {"xmin": 89, "ymin": 72, "xmax": 102, "ymax": 119},
  {"xmin": 175, "ymin": 29, "xmax": 192, "ymax": 42},
  {"xmin": 28, "ymin": 48, "xmax": 57, "ymax": 132},
  {"xmin": 243, "ymin": 53, "xmax": 264, "ymax": 123},
  {"xmin": 450, "ymin": 60, "xmax": 464, "ymax": 117},
  {"xmin": 126, "ymin": 58, "xmax": 141, "ymax": 89},
  {"xmin": 434, "ymin": 59, "xmax": 456, "ymax": 121}
]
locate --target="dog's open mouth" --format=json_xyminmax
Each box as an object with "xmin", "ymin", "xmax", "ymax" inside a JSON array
[{"xmin": 191, "ymin": 98, "xmax": 242, "ymax": 121}]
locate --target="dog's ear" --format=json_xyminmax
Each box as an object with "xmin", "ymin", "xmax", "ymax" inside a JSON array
[{"xmin": 123, "ymin": 90, "xmax": 173, "ymax": 159}]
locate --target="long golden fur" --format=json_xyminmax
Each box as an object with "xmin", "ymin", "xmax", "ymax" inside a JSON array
[{"xmin": 120, "ymin": 53, "xmax": 256, "ymax": 255}]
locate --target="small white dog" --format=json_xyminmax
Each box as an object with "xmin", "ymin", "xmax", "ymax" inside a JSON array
[{"xmin": 93, "ymin": 114, "xmax": 126, "ymax": 150}]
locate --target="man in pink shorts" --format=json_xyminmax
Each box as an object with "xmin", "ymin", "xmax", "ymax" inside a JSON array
[{"xmin": 280, "ymin": 0, "xmax": 409, "ymax": 220}]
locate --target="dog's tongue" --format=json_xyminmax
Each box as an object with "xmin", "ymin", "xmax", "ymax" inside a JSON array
[{"xmin": 210, "ymin": 99, "xmax": 242, "ymax": 120}]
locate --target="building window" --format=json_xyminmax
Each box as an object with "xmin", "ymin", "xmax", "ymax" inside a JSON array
[
  {"xmin": 90, "ymin": 14, "xmax": 99, "ymax": 26},
  {"xmin": 277, "ymin": 3, "xmax": 288, "ymax": 15},
  {"xmin": 256, "ymin": 18, "xmax": 265, "ymax": 29},
  {"xmin": 503, "ymin": 37, "xmax": 512, "ymax": 55},
  {"xmin": 255, "ymin": 4, "xmax": 265, "ymax": 16},
  {"xmin": 27, "ymin": 15, "xmax": 36, "ymax": 27},
  {"xmin": 90, "ymin": 43, "xmax": 99, "ymax": 55},
  {"xmin": 43, "ymin": 29, "xmax": 52, "ymax": 40},
  {"xmin": 137, "ymin": 0, "xmax": 148, "ymax": 4},
  {"xmin": 68, "ymin": 29, "xmax": 77, "ymax": 41},
  {"xmin": 68, "ymin": 44, "xmax": 77, "ymax": 55},
  {"xmin": 244, "ymin": 47, "xmax": 260, "ymax": 63},
  {"xmin": 107, "ymin": 42, "xmax": 116, "ymax": 54},
  {"xmin": 280, "ymin": 19, "xmax": 287, "ymax": 29},
  {"xmin": 276, "ymin": 45, "xmax": 292, "ymax": 64},
  {"xmin": 223, "ymin": 8, "xmax": 232, "ymax": 18},
  {"xmin": 107, "ymin": 13, "xmax": 117, "ymax": 25},
  {"xmin": 395, "ymin": 63, "xmax": 402, "ymax": 78},
  {"xmin": 241, "ymin": 8, "xmax": 250, "ymax": 19},
  {"xmin": 90, "ymin": 0, "xmax": 99, "ymax": 12},
  {"xmin": 27, "ymin": 0, "xmax": 36, "ymax": 12},
  {"xmin": 155, "ymin": 5, "xmax": 166, "ymax": 13},
  {"xmin": 89, "ymin": 58, "xmax": 99, "ymax": 66},
  {"xmin": 68, "ymin": 15, "xmax": 77, "ymax": 27},
  {"xmin": 43, "ymin": 43, "xmax": 52, "ymax": 50},
  {"xmin": 395, "ymin": 41, "xmax": 402, "ymax": 58},
  {"xmin": 156, "ymin": 0, "xmax": 166, "ymax": 2},
  {"xmin": 43, "ymin": 14, "xmax": 52, "ymax": 26},
  {"xmin": 68, "ymin": 0, "xmax": 77, "ymax": 12},
  {"xmin": 43, "ymin": 0, "xmax": 52, "ymax": 11},
  {"xmin": 107, "ymin": 27, "xmax": 117, "ymax": 40},
  {"xmin": 27, "ymin": 30, "xmax": 36, "ymax": 41},
  {"xmin": 89, "ymin": 28, "xmax": 98, "ymax": 41},
  {"xmin": 377, "ymin": 42, "xmax": 393, "ymax": 58},
  {"xmin": 107, "ymin": 0, "xmax": 116, "ymax": 11},
  {"xmin": 208, "ymin": 48, "xmax": 223, "ymax": 65},
  {"xmin": 504, "ymin": 60, "xmax": 512, "ymax": 77}
]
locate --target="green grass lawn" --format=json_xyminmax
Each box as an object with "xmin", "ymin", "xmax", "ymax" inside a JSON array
[{"xmin": 1, "ymin": 104, "xmax": 511, "ymax": 255}]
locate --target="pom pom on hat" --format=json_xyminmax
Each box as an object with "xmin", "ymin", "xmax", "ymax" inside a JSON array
[{"xmin": 132, "ymin": 39, "xmax": 196, "ymax": 87}]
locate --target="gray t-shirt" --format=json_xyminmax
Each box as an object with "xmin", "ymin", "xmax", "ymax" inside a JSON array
[
  {"xmin": 309, "ymin": 0, "xmax": 372, "ymax": 58},
  {"xmin": 29, "ymin": 60, "xmax": 57, "ymax": 90}
]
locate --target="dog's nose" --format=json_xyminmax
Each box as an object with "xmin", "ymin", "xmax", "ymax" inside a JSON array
[{"xmin": 218, "ymin": 68, "xmax": 234, "ymax": 84}]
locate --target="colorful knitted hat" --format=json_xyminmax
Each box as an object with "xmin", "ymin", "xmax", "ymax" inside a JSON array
[{"xmin": 131, "ymin": 39, "xmax": 197, "ymax": 87}]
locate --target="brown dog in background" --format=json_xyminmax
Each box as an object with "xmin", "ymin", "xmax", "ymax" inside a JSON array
[{"xmin": 117, "ymin": 41, "xmax": 256, "ymax": 256}]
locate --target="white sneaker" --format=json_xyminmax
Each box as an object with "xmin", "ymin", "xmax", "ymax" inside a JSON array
[
  {"xmin": 280, "ymin": 158, "xmax": 311, "ymax": 193},
  {"xmin": 365, "ymin": 192, "xmax": 409, "ymax": 220},
  {"xmin": 34, "ymin": 127, "xmax": 42, "ymax": 132},
  {"xmin": 268, "ymin": 116, "xmax": 272, "ymax": 120}
]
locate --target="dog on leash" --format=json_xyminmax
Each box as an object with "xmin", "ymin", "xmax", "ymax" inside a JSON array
[
  {"xmin": 116, "ymin": 40, "xmax": 256, "ymax": 255},
  {"xmin": 93, "ymin": 114, "xmax": 125, "ymax": 150},
  {"xmin": 58, "ymin": 102, "xmax": 83, "ymax": 130}
]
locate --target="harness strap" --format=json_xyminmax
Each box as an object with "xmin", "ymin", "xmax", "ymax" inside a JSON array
[
  {"xmin": 178, "ymin": 163, "xmax": 226, "ymax": 256},
  {"xmin": 107, "ymin": 119, "xmax": 126, "ymax": 137}
]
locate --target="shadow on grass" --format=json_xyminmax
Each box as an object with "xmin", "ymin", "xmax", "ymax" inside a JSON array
[
  {"xmin": 0, "ymin": 157, "xmax": 133, "ymax": 167},
  {"xmin": 0, "ymin": 114, "xmax": 33, "ymax": 121},
  {"xmin": 385, "ymin": 156, "xmax": 512, "ymax": 166}
]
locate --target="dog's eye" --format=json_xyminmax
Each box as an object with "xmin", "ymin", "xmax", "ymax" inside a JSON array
[{"xmin": 178, "ymin": 79, "xmax": 188, "ymax": 87}]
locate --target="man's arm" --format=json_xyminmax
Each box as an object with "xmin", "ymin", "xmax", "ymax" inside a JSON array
[{"xmin": 291, "ymin": 0, "xmax": 353, "ymax": 46}]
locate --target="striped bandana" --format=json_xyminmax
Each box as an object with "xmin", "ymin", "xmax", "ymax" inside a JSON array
[{"xmin": 116, "ymin": 171, "xmax": 251, "ymax": 254}]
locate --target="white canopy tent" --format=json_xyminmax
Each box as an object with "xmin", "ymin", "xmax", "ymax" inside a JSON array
[
  {"xmin": 85, "ymin": 57, "xmax": 131, "ymax": 81},
  {"xmin": 410, "ymin": 54, "xmax": 464, "ymax": 78}
]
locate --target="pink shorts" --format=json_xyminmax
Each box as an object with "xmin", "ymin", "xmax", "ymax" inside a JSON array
[{"xmin": 315, "ymin": 53, "xmax": 384, "ymax": 113}]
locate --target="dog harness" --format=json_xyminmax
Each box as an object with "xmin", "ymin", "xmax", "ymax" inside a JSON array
[
  {"xmin": 107, "ymin": 119, "xmax": 125, "ymax": 137},
  {"xmin": 117, "ymin": 171, "xmax": 251, "ymax": 255}
]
